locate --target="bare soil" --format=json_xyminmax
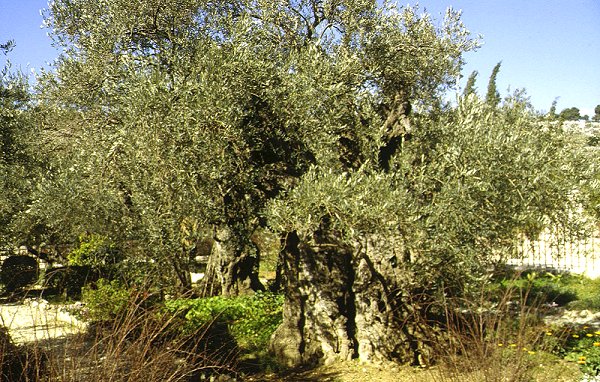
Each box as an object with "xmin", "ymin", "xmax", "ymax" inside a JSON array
[
  {"xmin": 250, "ymin": 361, "xmax": 432, "ymax": 381},
  {"xmin": 0, "ymin": 298, "xmax": 85, "ymax": 344},
  {"xmin": 249, "ymin": 358, "xmax": 581, "ymax": 382}
]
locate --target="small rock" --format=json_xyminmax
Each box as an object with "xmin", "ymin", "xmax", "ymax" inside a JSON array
[{"xmin": 580, "ymin": 310, "xmax": 591, "ymax": 318}]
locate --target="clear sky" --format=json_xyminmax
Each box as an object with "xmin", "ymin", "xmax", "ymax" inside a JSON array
[
  {"xmin": 419, "ymin": 0, "xmax": 600, "ymax": 116},
  {"xmin": 1, "ymin": 0, "xmax": 599, "ymax": 116}
]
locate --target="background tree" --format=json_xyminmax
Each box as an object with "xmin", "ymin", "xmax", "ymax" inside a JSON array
[
  {"xmin": 485, "ymin": 61, "xmax": 502, "ymax": 107},
  {"xmin": 548, "ymin": 98, "xmax": 558, "ymax": 119},
  {"xmin": 29, "ymin": 0, "xmax": 221, "ymax": 291},
  {"xmin": 0, "ymin": 39, "xmax": 15, "ymax": 53},
  {"xmin": 559, "ymin": 106, "xmax": 582, "ymax": 121},
  {"xmin": 0, "ymin": 41, "xmax": 43, "ymax": 253},
  {"xmin": 462, "ymin": 70, "xmax": 478, "ymax": 97},
  {"xmin": 593, "ymin": 104, "xmax": 600, "ymax": 122}
]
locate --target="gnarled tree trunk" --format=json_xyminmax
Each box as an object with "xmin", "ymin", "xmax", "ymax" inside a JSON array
[
  {"xmin": 199, "ymin": 225, "xmax": 264, "ymax": 297},
  {"xmin": 270, "ymin": 230, "xmax": 436, "ymax": 368},
  {"xmin": 269, "ymin": 231, "xmax": 356, "ymax": 366}
]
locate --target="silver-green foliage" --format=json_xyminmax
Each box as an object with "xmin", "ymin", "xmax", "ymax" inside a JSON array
[
  {"xmin": 25, "ymin": 0, "xmax": 479, "ymax": 288},
  {"xmin": 24, "ymin": 0, "xmax": 592, "ymax": 300},
  {"xmin": 268, "ymin": 94, "xmax": 593, "ymax": 289},
  {"xmin": 0, "ymin": 56, "xmax": 41, "ymax": 247}
]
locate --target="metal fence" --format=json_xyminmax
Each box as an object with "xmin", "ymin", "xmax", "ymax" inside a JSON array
[{"xmin": 507, "ymin": 227, "xmax": 600, "ymax": 278}]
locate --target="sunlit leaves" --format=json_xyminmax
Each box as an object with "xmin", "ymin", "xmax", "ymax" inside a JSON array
[{"xmin": 27, "ymin": 0, "xmax": 483, "ymax": 291}]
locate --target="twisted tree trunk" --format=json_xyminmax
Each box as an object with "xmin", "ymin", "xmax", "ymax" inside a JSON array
[
  {"xmin": 199, "ymin": 225, "xmax": 264, "ymax": 297},
  {"xmin": 269, "ymin": 231, "xmax": 356, "ymax": 366},
  {"xmin": 270, "ymin": 231, "xmax": 436, "ymax": 367}
]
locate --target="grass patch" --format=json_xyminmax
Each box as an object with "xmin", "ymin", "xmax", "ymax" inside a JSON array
[
  {"xmin": 165, "ymin": 292, "xmax": 283, "ymax": 352},
  {"xmin": 562, "ymin": 276, "xmax": 600, "ymax": 311},
  {"xmin": 429, "ymin": 270, "xmax": 600, "ymax": 381},
  {"xmin": 489, "ymin": 270, "xmax": 600, "ymax": 309}
]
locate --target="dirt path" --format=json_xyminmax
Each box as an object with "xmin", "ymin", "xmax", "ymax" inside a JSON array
[{"xmin": 0, "ymin": 298, "xmax": 86, "ymax": 344}]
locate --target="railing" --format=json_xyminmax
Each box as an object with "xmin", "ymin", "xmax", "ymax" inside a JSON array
[{"xmin": 507, "ymin": 227, "xmax": 600, "ymax": 278}]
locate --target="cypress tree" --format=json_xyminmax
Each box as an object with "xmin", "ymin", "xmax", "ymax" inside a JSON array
[
  {"xmin": 485, "ymin": 61, "xmax": 502, "ymax": 107},
  {"xmin": 462, "ymin": 70, "xmax": 478, "ymax": 97}
]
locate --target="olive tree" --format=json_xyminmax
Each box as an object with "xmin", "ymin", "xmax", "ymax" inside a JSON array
[
  {"xmin": 266, "ymin": 92, "xmax": 592, "ymax": 366},
  {"xmin": 33, "ymin": 0, "xmax": 475, "ymax": 294},
  {"xmin": 29, "ymin": 1, "xmax": 204, "ymax": 288},
  {"xmin": 27, "ymin": 0, "xmax": 594, "ymax": 368},
  {"xmin": 33, "ymin": 0, "xmax": 320, "ymax": 293},
  {"xmin": 0, "ymin": 43, "xmax": 43, "ymax": 251}
]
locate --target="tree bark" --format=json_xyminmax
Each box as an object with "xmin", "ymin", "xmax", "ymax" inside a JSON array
[
  {"xmin": 269, "ymin": 231, "xmax": 356, "ymax": 367},
  {"xmin": 270, "ymin": 230, "xmax": 436, "ymax": 368},
  {"xmin": 199, "ymin": 225, "xmax": 264, "ymax": 297},
  {"xmin": 378, "ymin": 92, "xmax": 411, "ymax": 172}
]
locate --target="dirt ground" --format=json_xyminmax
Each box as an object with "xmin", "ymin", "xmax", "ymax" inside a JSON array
[
  {"xmin": 248, "ymin": 358, "xmax": 581, "ymax": 382},
  {"xmin": 250, "ymin": 361, "xmax": 432, "ymax": 382},
  {"xmin": 0, "ymin": 298, "xmax": 85, "ymax": 343}
]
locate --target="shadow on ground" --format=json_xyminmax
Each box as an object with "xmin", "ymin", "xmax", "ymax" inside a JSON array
[{"xmin": 247, "ymin": 366, "xmax": 342, "ymax": 382}]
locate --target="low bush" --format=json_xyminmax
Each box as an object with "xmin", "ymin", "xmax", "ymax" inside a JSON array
[
  {"xmin": 166, "ymin": 292, "xmax": 284, "ymax": 352},
  {"xmin": 0, "ymin": 255, "xmax": 38, "ymax": 294},
  {"xmin": 78, "ymin": 278, "xmax": 131, "ymax": 322},
  {"xmin": 75, "ymin": 287, "xmax": 284, "ymax": 375},
  {"xmin": 52, "ymin": 291, "xmax": 234, "ymax": 382},
  {"xmin": 554, "ymin": 326, "xmax": 600, "ymax": 376},
  {"xmin": 67, "ymin": 233, "xmax": 122, "ymax": 270}
]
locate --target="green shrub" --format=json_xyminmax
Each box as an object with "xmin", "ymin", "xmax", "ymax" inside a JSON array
[
  {"xmin": 166, "ymin": 292, "xmax": 284, "ymax": 351},
  {"xmin": 560, "ymin": 326, "xmax": 600, "ymax": 376},
  {"xmin": 79, "ymin": 278, "xmax": 131, "ymax": 322},
  {"xmin": 67, "ymin": 233, "xmax": 121, "ymax": 269},
  {"xmin": 0, "ymin": 255, "xmax": 39, "ymax": 293}
]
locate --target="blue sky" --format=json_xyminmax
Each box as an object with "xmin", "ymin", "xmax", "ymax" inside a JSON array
[
  {"xmin": 419, "ymin": 0, "xmax": 600, "ymax": 116},
  {"xmin": 1, "ymin": 0, "xmax": 599, "ymax": 116}
]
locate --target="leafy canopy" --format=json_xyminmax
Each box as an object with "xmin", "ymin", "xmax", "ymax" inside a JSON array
[{"xmin": 23, "ymin": 0, "xmax": 479, "ymax": 288}]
